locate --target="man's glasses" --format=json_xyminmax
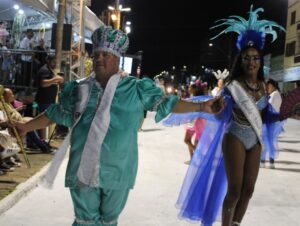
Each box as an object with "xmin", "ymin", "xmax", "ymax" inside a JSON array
[{"xmin": 242, "ymin": 55, "xmax": 261, "ymax": 62}]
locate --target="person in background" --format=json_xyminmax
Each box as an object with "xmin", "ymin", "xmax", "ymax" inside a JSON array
[
  {"xmin": 261, "ymin": 79, "xmax": 284, "ymax": 169},
  {"xmin": 211, "ymin": 69, "xmax": 229, "ymax": 97},
  {"xmin": 1, "ymin": 88, "xmax": 54, "ymax": 154},
  {"xmin": 1, "ymin": 43, "xmax": 14, "ymax": 85},
  {"xmin": 85, "ymin": 52, "xmax": 93, "ymax": 76},
  {"xmin": 34, "ymin": 54, "xmax": 64, "ymax": 140},
  {"xmin": 0, "ymin": 112, "xmax": 20, "ymax": 175},
  {"xmin": 183, "ymin": 81, "xmax": 206, "ymax": 164},
  {"xmin": 18, "ymin": 29, "xmax": 34, "ymax": 87},
  {"xmin": 34, "ymin": 38, "xmax": 48, "ymax": 72}
]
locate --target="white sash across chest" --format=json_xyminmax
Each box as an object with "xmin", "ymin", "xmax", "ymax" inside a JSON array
[
  {"xmin": 227, "ymin": 80, "xmax": 263, "ymax": 146},
  {"xmin": 41, "ymin": 73, "xmax": 121, "ymax": 188}
]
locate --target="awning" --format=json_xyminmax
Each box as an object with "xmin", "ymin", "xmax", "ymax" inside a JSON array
[
  {"xmin": 0, "ymin": 0, "xmax": 52, "ymax": 21},
  {"xmin": 0, "ymin": 0, "xmax": 103, "ymax": 41},
  {"xmin": 270, "ymin": 66, "xmax": 300, "ymax": 82}
]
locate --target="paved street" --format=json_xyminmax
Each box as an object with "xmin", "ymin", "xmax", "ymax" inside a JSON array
[{"xmin": 0, "ymin": 112, "xmax": 300, "ymax": 226}]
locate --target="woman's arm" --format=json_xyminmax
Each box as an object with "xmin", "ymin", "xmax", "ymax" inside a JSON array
[{"xmin": 172, "ymin": 96, "xmax": 225, "ymax": 114}]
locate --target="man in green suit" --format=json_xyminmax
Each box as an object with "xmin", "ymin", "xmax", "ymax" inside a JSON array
[{"xmin": 15, "ymin": 25, "xmax": 224, "ymax": 226}]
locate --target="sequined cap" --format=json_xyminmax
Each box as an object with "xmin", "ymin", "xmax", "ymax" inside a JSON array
[{"xmin": 91, "ymin": 25, "xmax": 129, "ymax": 57}]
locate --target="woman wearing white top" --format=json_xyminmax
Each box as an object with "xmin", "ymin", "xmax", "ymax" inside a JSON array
[
  {"xmin": 211, "ymin": 69, "xmax": 229, "ymax": 97},
  {"xmin": 261, "ymin": 79, "xmax": 283, "ymax": 169}
]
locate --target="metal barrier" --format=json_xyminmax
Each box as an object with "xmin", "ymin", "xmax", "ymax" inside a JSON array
[{"xmin": 0, "ymin": 48, "xmax": 73, "ymax": 91}]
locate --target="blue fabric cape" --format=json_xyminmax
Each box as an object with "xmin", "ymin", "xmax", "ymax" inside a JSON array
[{"xmin": 261, "ymin": 104, "xmax": 286, "ymax": 161}]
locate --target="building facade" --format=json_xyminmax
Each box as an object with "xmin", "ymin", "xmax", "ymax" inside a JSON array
[{"xmin": 274, "ymin": 0, "xmax": 300, "ymax": 91}]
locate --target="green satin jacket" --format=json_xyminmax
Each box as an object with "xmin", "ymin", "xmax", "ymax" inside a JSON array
[{"xmin": 45, "ymin": 76, "xmax": 179, "ymax": 189}]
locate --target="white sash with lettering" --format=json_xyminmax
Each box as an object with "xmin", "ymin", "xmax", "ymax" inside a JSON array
[
  {"xmin": 77, "ymin": 73, "xmax": 121, "ymax": 187},
  {"xmin": 41, "ymin": 73, "xmax": 121, "ymax": 188},
  {"xmin": 227, "ymin": 80, "xmax": 263, "ymax": 146},
  {"xmin": 40, "ymin": 75, "xmax": 95, "ymax": 188}
]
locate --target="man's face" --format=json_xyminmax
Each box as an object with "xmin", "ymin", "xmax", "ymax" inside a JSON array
[
  {"xmin": 48, "ymin": 59, "xmax": 56, "ymax": 69},
  {"xmin": 27, "ymin": 31, "xmax": 34, "ymax": 39},
  {"xmin": 93, "ymin": 50, "xmax": 119, "ymax": 79}
]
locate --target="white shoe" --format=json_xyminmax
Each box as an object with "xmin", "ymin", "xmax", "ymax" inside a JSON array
[
  {"xmin": 9, "ymin": 157, "xmax": 22, "ymax": 167},
  {"xmin": 260, "ymin": 162, "xmax": 266, "ymax": 168}
]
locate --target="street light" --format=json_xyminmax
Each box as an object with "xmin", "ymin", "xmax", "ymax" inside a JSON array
[
  {"xmin": 208, "ymin": 43, "xmax": 228, "ymax": 57},
  {"xmin": 208, "ymin": 42, "xmax": 231, "ymax": 68},
  {"xmin": 124, "ymin": 21, "xmax": 131, "ymax": 34},
  {"xmin": 0, "ymin": 4, "xmax": 21, "ymax": 14},
  {"xmin": 108, "ymin": 0, "xmax": 131, "ymax": 30},
  {"xmin": 13, "ymin": 4, "xmax": 20, "ymax": 10},
  {"xmin": 18, "ymin": 9, "xmax": 24, "ymax": 15},
  {"xmin": 111, "ymin": 14, "xmax": 117, "ymax": 21}
]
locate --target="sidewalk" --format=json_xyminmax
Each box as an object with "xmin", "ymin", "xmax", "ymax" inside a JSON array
[
  {"xmin": 0, "ymin": 138, "xmax": 62, "ymax": 214},
  {"xmin": 0, "ymin": 113, "xmax": 300, "ymax": 226}
]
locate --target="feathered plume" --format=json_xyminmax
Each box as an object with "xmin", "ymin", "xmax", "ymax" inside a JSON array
[{"xmin": 210, "ymin": 5, "xmax": 286, "ymax": 50}]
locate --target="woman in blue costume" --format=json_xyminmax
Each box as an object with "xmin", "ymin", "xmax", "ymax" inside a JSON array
[
  {"xmin": 164, "ymin": 5, "xmax": 285, "ymax": 226},
  {"xmin": 261, "ymin": 79, "xmax": 285, "ymax": 169}
]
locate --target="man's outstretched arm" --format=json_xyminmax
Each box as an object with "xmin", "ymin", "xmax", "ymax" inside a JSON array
[
  {"xmin": 14, "ymin": 112, "xmax": 54, "ymax": 136},
  {"xmin": 172, "ymin": 96, "xmax": 225, "ymax": 114}
]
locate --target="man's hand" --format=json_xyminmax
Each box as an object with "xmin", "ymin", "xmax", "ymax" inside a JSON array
[
  {"xmin": 119, "ymin": 70, "xmax": 129, "ymax": 78},
  {"xmin": 54, "ymin": 75, "xmax": 64, "ymax": 84},
  {"xmin": 202, "ymin": 96, "xmax": 225, "ymax": 114}
]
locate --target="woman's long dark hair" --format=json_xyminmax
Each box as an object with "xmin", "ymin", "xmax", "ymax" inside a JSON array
[{"xmin": 226, "ymin": 46, "xmax": 265, "ymax": 84}]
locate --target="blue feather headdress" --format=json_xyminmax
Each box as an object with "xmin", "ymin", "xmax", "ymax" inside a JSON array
[{"xmin": 210, "ymin": 5, "xmax": 286, "ymax": 50}]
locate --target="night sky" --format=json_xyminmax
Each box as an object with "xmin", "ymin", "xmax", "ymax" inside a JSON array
[{"xmin": 91, "ymin": 0, "xmax": 288, "ymax": 76}]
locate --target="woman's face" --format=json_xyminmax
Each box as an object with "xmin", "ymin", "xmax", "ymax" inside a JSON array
[
  {"xmin": 218, "ymin": 79, "xmax": 224, "ymax": 88},
  {"xmin": 267, "ymin": 83, "xmax": 275, "ymax": 94},
  {"xmin": 241, "ymin": 47, "xmax": 261, "ymax": 77}
]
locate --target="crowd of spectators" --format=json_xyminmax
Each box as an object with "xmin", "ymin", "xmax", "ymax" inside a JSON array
[
  {"xmin": 0, "ymin": 86, "xmax": 60, "ymax": 175},
  {"xmin": 0, "ymin": 28, "xmax": 53, "ymax": 88},
  {"xmin": 0, "ymin": 28, "xmax": 66, "ymax": 175}
]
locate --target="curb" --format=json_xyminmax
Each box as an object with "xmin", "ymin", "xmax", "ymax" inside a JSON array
[{"xmin": 0, "ymin": 162, "xmax": 51, "ymax": 216}]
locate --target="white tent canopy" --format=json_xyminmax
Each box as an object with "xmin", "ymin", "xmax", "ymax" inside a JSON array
[
  {"xmin": 0, "ymin": 0, "xmax": 54, "ymax": 21},
  {"xmin": 0, "ymin": 0, "xmax": 103, "ymax": 41}
]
